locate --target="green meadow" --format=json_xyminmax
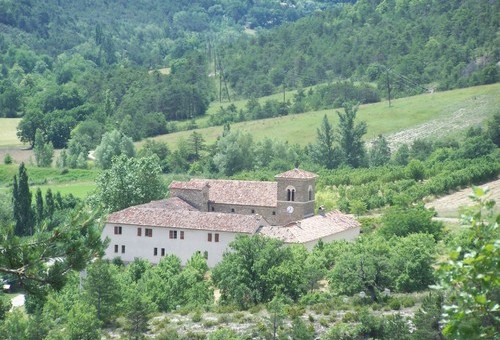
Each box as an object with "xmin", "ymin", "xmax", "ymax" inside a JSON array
[
  {"xmin": 0, "ymin": 164, "xmax": 98, "ymax": 199},
  {"xmin": 142, "ymin": 83, "xmax": 500, "ymax": 150},
  {"xmin": 0, "ymin": 118, "xmax": 22, "ymax": 147}
]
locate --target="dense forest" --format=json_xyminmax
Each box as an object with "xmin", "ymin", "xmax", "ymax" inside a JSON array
[{"xmin": 1, "ymin": 0, "xmax": 498, "ymax": 150}]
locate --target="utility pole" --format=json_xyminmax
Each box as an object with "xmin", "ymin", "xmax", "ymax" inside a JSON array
[{"xmin": 386, "ymin": 67, "xmax": 392, "ymax": 107}]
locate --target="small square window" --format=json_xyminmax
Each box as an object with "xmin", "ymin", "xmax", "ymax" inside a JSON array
[
  {"xmin": 215, "ymin": 233, "xmax": 219, "ymax": 242},
  {"xmin": 145, "ymin": 228, "xmax": 153, "ymax": 237},
  {"xmin": 154, "ymin": 247, "xmax": 158, "ymax": 256},
  {"xmin": 121, "ymin": 245, "xmax": 125, "ymax": 253},
  {"xmin": 231, "ymin": 208, "xmax": 235, "ymax": 213},
  {"xmin": 114, "ymin": 226, "xmax": 122, "ymax": 235},
  {"xmin": 272, "ymin": 211, "xmax": 276, "ymax": 215},
  {"xmin": 137, "ymin": 228, "xmax": 142, "ymax": 236},
  {"xmin": 114, "ymin": 244, "xmax": 118, "ymax": 253},
  {"xmin": 180, "ymin": 231, "xmax": 184, "ymax": 240},
  {"xmin": 251, "ymin": 209, "xmax": 255, "ymax": 214},
  {"xmin": 169, "ymin": 230, "xmax": 177, "ymax": 239},
  {"xmin": 208, "ymin": 233, "xmax": 212, "ymax": 242}
]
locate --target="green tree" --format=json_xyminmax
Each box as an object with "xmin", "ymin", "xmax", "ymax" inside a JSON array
[
  {"xmin": 137, "ymin": 139, "xmax": 170, "ymax": 172},
  {"xmin": 213, "ymin": 130, "xmax": 255, "ymax": 176},
  {"xmin": 411, "ymin": 293, "xmax": 444, "ymax": 340},
  {"xmin": 393, "ymin": 143, "xmax": 410, "ymax": 166},
  {"xmin": 405, "ymin": 159, "xmax": 426, "ymax": 181},
  {"xmin": 380, "ymin": 205, "xmax": 443, "ymax": 240},
  {"xmin": 33, "ymin": 129, "xmax": 54, "ymax": 167},
  {"xmin": 123, "ymin": 283, "xmax": 156, "ymax": 340},
  {"xmin": 267, "ymin": 295, "xmax": 288, "ymax": 340},
  {"xmin": 436, "ymin": 187, "xmax": 499, "ymax": 339},
  {"xmin": 45, "ymin": 189, "xmax": 55, "ymax": 220},
  {"xmin": 486, "ymin": 112, "xmax": 500, "ymax": 147},
  {"xmin": 337, "ymin": 104, "xmax": 367, "ymax": 168},
  {"xmin": 63, "ymin": 301, "xmax": 102, "ymax": 340},
  {"xmin": 35, "ymin": 187, "xmax": 44, "ymax": 224},
  {"xmin": 139, "ymin": 255, "xmax": 182, "ymax": 312},
  {"xmin": 92, "ymin": 155, "xmax": 166, "ymax": 212},
  {"xmin": 0, "ymin": 206, "xmax": 103, "ymax": 296},
  {"xmin": 369, "ymin": 134, "xmax": 391, "ymax": 167},
  {"xmin": 187, "ymin": 131, "xmax": 205, "ymax": 161},
  {"xmin": 310, "ymin": 114, "xmax": 337, "ymax": 169},
  {"xmin": 212, "ymin": 235, "xmax": 305, "ymax": 307},
  {"xmin": 12, "ymin": 163, "xmax": 35, "ymax": 236},
  {"xmin": 84, "ymin": 260, "xmax": 122, "ymax": 324},
  {"xmin": 94, "ymin": 129, "xmax": 135, "ymax": 169}
]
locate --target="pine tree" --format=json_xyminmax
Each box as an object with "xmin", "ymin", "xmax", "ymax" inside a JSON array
[
  {"xmin": 45, "ymin": 189, "xmax": 55, "ymax": 221},
  {"xmin": 311, "ymin": 114, "xmax": 337, "ymax": 169},
  {"xmin": 35, "ymin": 188, "xmax": 44, "ymax": 224},
  {"xmin": 337, "ymin": 104, "xmax": 367, "ymax": 168},
  {"xmin": 369, "ymin": 134, "xmax": 391, "ymax": 167},
  {"xmin": 12, "ymin": 163, "xmax": 35, "ymax": 236}
]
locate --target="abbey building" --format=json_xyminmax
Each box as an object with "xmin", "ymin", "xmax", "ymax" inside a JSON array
[{"xmin": 102, "ymin": 169, "xmax": 360, "ymax": 266}]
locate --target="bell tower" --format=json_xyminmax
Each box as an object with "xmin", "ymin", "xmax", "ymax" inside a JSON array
[{"xmin": 275, "ymin": 168, "xmax": 317, "ymax": 225}]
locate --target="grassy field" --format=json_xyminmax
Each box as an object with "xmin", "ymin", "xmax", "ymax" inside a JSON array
[
  {"xmin": 0, "ymin": 118, "xmax": 22, "ymax": 147},
  {"xmin": 140, "ymin": 83, "xmax": 500, "ymax": 150},
  {"xmin": 0, "ymin": 164, "xmax": 98, "ymax": 199}
]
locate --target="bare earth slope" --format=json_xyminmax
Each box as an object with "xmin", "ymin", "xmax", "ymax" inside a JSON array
[{"xmin": 426, "ymin": 178, "xmax": 500, "ymax": 218}]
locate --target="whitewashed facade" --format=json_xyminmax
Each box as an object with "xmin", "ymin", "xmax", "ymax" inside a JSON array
[{"xmin": 102, "ymin": 169, "xmax": 360, "ymax": 267}]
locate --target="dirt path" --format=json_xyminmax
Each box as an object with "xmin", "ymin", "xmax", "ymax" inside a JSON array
[{"xmin": 425, "ymin": 178, "xmax": 500, "ymax": 218}]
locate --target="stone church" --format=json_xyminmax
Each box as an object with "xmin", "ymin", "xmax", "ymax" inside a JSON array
[{"xmin": 102, "ymin": 168, "xmax": 360, "ymax": 266}]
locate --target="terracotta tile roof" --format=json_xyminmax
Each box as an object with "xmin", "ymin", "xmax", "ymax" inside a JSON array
[
  {"xmin": 258, "ymin": 211, "xmax": 359, "ymax": 244},
  {"xmin": 136, "ymin": 197, "xmax": 197, "ymax": 211},
  {"xmin": 275, "ymin": 168, "xmax": 318, "ymax": 179},
  {"xmin": 107, "ymin": 206, "xmax": 268, "ymax": 233},
  {"xmin": 169, "ymin": 179, "xmax": 209, "ymax": 190},
  {"xmin": 206, "ymin": 180, "xmax": 277, "ymax": 207}
]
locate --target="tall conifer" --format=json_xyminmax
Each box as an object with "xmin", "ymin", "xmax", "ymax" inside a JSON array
[{"xmin": 12, "ymin": 163, "xmax": 34, "ymax": 236}]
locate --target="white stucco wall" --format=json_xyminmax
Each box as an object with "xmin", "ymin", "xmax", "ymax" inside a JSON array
[
  {"xmin": 301, "ymin": 227, "xmax": 361, "ymax": 250},
  {"xmin": 102, "ymin": 223, "xmax": 243, "ymax": 267}
]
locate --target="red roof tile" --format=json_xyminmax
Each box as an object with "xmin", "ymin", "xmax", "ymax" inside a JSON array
[
  {"xmin": 169, "ymin": 180, "xmax": 209, "ymax": 190},
  {"xmin": 136, "ymin": 197, "xmax": 197, "ymax": 211},
  {"xmin": 259, "ymin": 211, "xmax": 359, "ymax": 243},
  {"xmin": 107, "ymin": 206, "xmax": 268, "ymax": 233},
  {"xmin": 206, "ymin": 180, "xmax": 277, "ymax": 207},
  {"xmin": 275, "ymin": 168, "xmax": 317, "ymax": 179}
]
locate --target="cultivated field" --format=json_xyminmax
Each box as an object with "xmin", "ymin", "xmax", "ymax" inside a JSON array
[
  {"xmin": 0, "ymin": 118, "xmax": 22, "ymax": 147},
  {"xmin": 426, "ymin": 178, "xmax": 500, "ymax": 218}
]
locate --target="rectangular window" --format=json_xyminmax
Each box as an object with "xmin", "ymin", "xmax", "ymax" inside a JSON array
[
  {"xmin": 114, "ymin": 244, "xmax": 118, "ymax": 253},
  {"xmin": 145, "ymin": 228, "xmax": 153, "ymax": 237},
  {"xmin": 161, "ymin": 248, "xmax": 165, "ymax": 256},
  {"xmin": 121, "ymin": 245, "xmax": 125, "ymax": 253},
  {"xmin": 215, "ymin": 233, "xmax": 219, "ymax": 242},
  {"xmin": 251, "ymin": 209, "xmax": 255, "ymax": 214},
  {"xmin": 137, "ymin": 228, "xmax": 142, "ymax": 236},
  {"xmin": 231, "ymin": 208, "xmax": 235, "ymax": 213},
  {"xmin": 114, "ymin": 226, "xmax": 122, "ymax": 235},
  {"xmin": 180, "ymin": 231, "xmax": 184, "ymax": 240},
  {"xmin": 272, "ymin": 211, "xmax": 276, "ymax": 215},
  {"xmin": 169, "ymin": 230, "xmax": 177, "ymax": 239},
  {"xmin": 154, "ymin": 247, "xmax": 158, "ymax": 256},
  {"xmin": 211, "ymin": 206, "xmax": 215, "ymax": 211},
  {"xmin": 208, "ymin": 233, "xmax": 212, "ymax": 242}
]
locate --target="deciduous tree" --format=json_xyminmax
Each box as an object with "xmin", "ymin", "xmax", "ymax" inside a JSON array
[{"xmin": 92, "ymin": 155, "xmax": 166, "ymax": 212}]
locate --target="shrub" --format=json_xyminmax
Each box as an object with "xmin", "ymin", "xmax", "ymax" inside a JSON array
[
  {"xmin": 3, "ymin": 154, "xmax": 12, "ymax": 164},
  {"xmin": 389, "ymin": 298, "xmax": 401, "ymax": 310},
  {"xmin": 192, "ymin": 310, "xmax": 203, "ymax": 323}
]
